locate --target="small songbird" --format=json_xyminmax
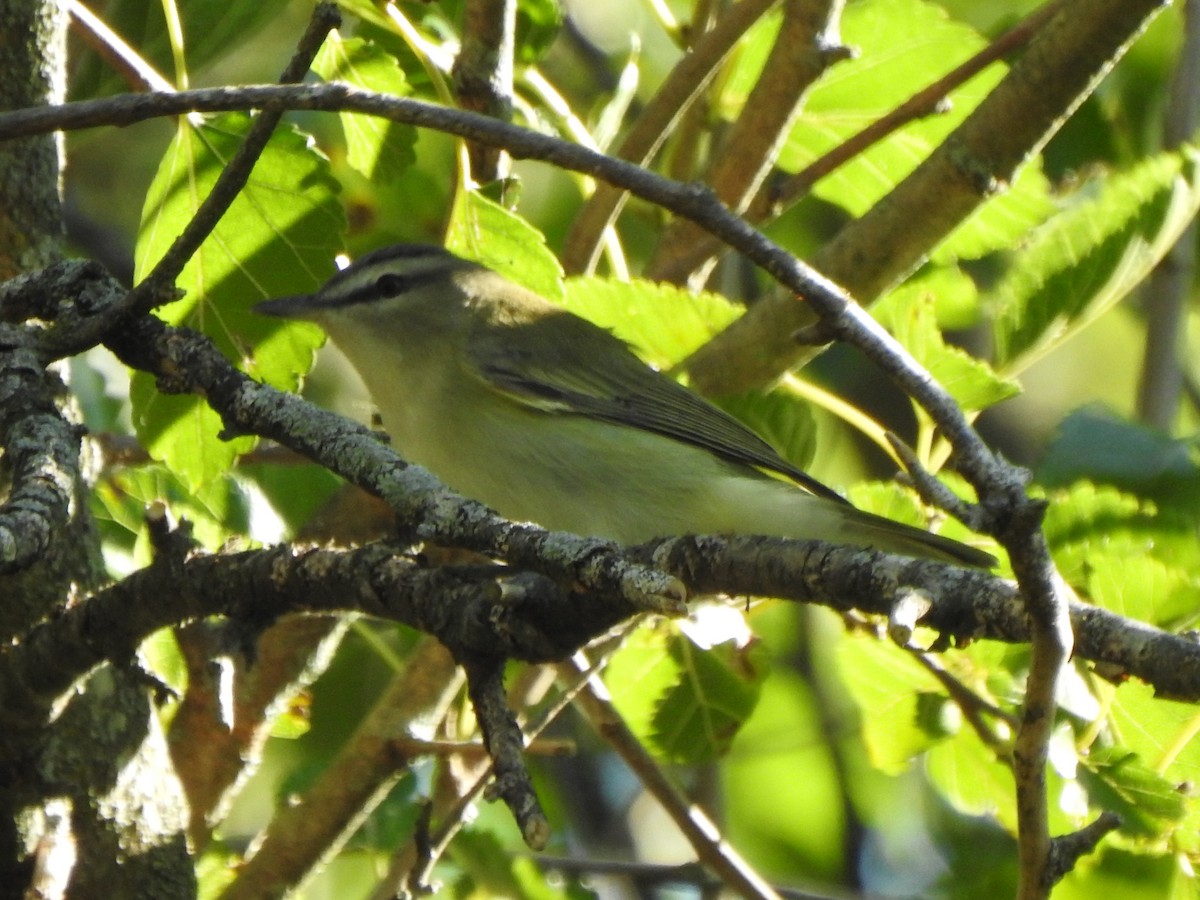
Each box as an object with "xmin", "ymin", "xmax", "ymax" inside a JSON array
[{"xmin": 257, "ymin": 244, "xmax": 994, "ymax": 567}]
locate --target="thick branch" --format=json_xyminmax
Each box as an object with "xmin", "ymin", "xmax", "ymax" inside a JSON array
[
  {"xmin": 684, "ymin": 0, "xmax": 1165, "ymax": 396},
  {"xmin": 451, "ymin": 0, "xmax": 515, "ymax": 181}
]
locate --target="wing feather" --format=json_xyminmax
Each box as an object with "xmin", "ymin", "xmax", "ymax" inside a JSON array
[{"xmin": 465, "ymin": 301, "xmax": 849, "ymax": 505}]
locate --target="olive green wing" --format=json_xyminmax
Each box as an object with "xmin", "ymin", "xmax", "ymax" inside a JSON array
[{"xmin": 466, "ymin": 305, "xmax": 849, "ymax": 505}]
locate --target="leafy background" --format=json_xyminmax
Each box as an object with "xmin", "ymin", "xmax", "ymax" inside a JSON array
[{"xmin": 63, "ymin": 0, "xmax": 1200, "ymax": 896}]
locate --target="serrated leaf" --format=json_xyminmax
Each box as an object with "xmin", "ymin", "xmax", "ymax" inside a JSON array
[
  {"xmin": 876, "ymin": 279, "xmax": 1020, "ymax": 412},
  {"xmin": 606, "ymin": 620, "xmax": 764, "ymax": 764},
  {"xmin": 1107, "ymin": 682, "xmax": 1200, "ymax": 847},
  {"xmin": 312, "ymin": 33, "xmax": 416, "ymax": 181},
  {"xmin": 133, "ymin": 113, "xmax": 344, "ymax": 489},
  {"xmin": 446, "ymin": 192, "xmax": 564, "ymax": 301},
  {"xmin": 991, "ymin": 147, "xmax": 1200, "ymax": 372},
  {"xmin": 561, "ymin": 277, "xmax": 741, "ymax": 368},
  {"xmin": 725, "ymin": 0, "xmax": 1053, "ymax": 259},
  {"xmin": 94, "ymin": 465, "xmax": 250, "ymax": 558},
  {"xmin": 1078, "ymin": 748, "xmax": 1187, "ymax": 837},
  {"xmin": 1040, "ymin": 479, "xmax": 1200, "ymax": 601}
]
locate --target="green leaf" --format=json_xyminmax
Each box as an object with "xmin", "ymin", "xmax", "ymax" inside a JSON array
[
  {"xmin": 446, "ymin": 192, "xmax": 564, "ymax": 301},
  {"xmin": 1038, "ymin": 406, "xmax": 1200, "ymax": 509},
  {"xmin": 1085, "ymin": 554, "xmax": 1200, "ymax": 628},
  {"xmin": 1078, "ymin": 747, "xmax": 1187, "ymax": 837},
  {"xmin": 93, "ymin": 465, "xmax": 251, "ymax": 563},
  {"xmin": 1055, "ymin": 848, "xmax": 1182, "ymax": 900},
  {"xmin": 925, "ymin": 724, "xmax": 1021, "ymax": 828},
  {"xmin": 835, "ymin": 633, "xmax": 948, "ymax": 774},
  {"xmin": 1041, "ymin": 480, "xmax": 1200, "ymax": 612},
  {"xmin": 133, "ymin": 113, "xmax": 344, "ymax": 489},
  {"xmin": 515, "ymin": 0, "xmax": 564, "ymax": 64},
  {"xmin": 721, "ymin": 667, "xmax": 852, "ymax": 879},
  {"xmin": 990, "ymin": 147, "xmax": 1200, "ymax": 372},
  {"xmin": 714, "ymin": 390, "xmax": 819, "ymax": 475},
  {"xmin": 875, "ymin": 276, "xmax": 1021, "ymax": 413},
  {"xmin": 70, "ymin": 0, "xmax": 290, "ymax": 98},
  {"xmin": 312, "ymin": 33, "xmax": 416, "ymax": 181},
  {"xmin": 726, "ymin": 0, "xmax": 1053, "ymax": 259},
  {"xmin": 606, "ymin": 616, "xmax": 765, "ymax": 764},
  {"xmin": 1107, "ymin": 682, "xmax": 1200, "ymax": 847},
  {"xmin": 561, "ymin": 277, "xmax": 741, "ymax": 369}
]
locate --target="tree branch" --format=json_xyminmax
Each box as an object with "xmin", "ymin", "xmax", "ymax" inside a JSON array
[
  {"xmin": 124, "ymin": 1, "xmax": 340, "ymax": 318},
  {"xmin": 566, "ymin": 654, "xmax": 785, "ymax": 900},
  {"xmin": 560, "ymin": 0, "xmax": 777, "ymax": 273},
  {"xmin": 646, "ymin": 0, "xmax": 850, "ymax": 283},
  {"xmin": 219, "ymin": 638, "xmax": 462, "ymax": 900},
  {"xmin": 683, "ymin": 0, "xmax": 1166, "ymax": 397}
]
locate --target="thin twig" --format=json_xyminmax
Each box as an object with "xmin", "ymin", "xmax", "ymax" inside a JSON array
[
  {"xmin": 561, "ymin": 0, "xmax": 777, "ymax": 273},
  {"xmin": 567, "ymin": 653, "xmax": 784, "ymax": 900},
  {"xmin": 123, "ymin": 2, "xmax": 341, "ymax": 318},
  {"xmin": 393, "ymin": 649, "xmax": 609, "ymax": 898},
  {"xmin": 67, "ymin": 0, "xmax": 174, "ymax": 92},
  {"xmin": 649, "ymin": 0, "xmax": 1065, "ymax": 283},
  {"xmin": 910, "ymin": 650, "xmax": 1017, "ymax": 758},
  {"xmin": 646, "ymin": 0, "xmax": 850, "ymax": 283}
]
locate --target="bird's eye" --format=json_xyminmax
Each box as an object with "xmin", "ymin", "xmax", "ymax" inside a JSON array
[{"xmin": 374, "ymin": 273, "xmax": 409, "ymax": 297}]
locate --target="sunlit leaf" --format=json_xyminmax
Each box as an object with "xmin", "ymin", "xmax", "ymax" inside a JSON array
[
  {"xmin": 312, "ymin": 33, "xmax": 416, "ymax": 181},
  {"xmin": 835, "ymin": 633, "xmax": 947, "ymax": 774},
  {"xmin": 1078, "ymin": 747, "xmax": 1187, "ymax": 837},
  {"xmin": 990, "ymin": 148, "xmax": 1200, "ymax": 372},
  {"xmin": 875, "ymin": 277, "xmax": 1020, "ymax": 413},
  {"xmin": 446, "ymin": 191, "xmax": 564, "ymax": 301},
  {"xmin": 133, "ymin": 113, "xmax": 344, "ymax": 489},
  {"xmin": 561, "ymin": 277, "xmax": 740, "ymax": 368},
  {"xmin": 724, "ymin": 0, "xmax": 1053, "ymax": 259},
  {"xmin": 606, "ymin": 619, "xmax": 765, "ymax": 764}
]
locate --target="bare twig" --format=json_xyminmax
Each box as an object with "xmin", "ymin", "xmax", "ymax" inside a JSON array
[
  {"xmin": 123, "ymin": 2, "xmax": 341, "ymax": 318},
  {"xmin": 67, "ymin": 0, "xmax": 174, "ymax": 92},
  {"xmin": 561, "ymin": 0, "xmax": 777, "ymax": 273},
  {"xmin": 567, "ymin": 653, "xmax": 784, "ymax": 900},
  {"xmin": 393, "ymin": 648, "xmax": 606, "ymax": 897},
  {"xmin": 910, "ymin": 650, "xmax": 1017, "ymax": 758},
  {"xmin": 1045, "ymin": 812, "xmax": 1122, "ymax": 886},
  {"xmin": 646, "ymin": 0, "xmax": 1065, "ymax": 284},
  {"xmin": 646, "ymin": 0, "xmax": 850, "ymax": 283},
  {"xmin": 887, "ymin": 431, "xmax": 989, "ymax": 532}
]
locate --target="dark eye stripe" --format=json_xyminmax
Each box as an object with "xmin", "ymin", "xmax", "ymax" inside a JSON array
[{"xmin": 332, "ymin": 267, "xmax": 452, "ymax": 307}]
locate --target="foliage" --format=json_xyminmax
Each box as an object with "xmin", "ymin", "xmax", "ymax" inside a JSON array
[{"xmin": 35, "ymin": 0, "xmax": 1200, "ymax": 896}]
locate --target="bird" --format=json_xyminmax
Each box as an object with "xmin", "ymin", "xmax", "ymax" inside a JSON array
[{"xmin": 257, "ymin": 243, "xmax": 994, "ymax": 567}]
